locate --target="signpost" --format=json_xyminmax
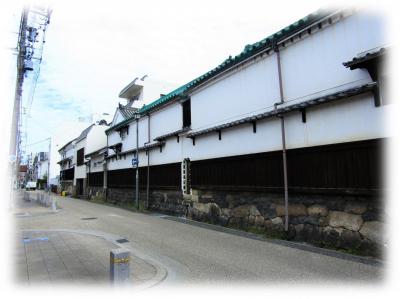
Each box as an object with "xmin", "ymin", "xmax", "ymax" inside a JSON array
[{"xmin": 131, "ymin": 157, "xmax": 138, "ymax": 168}]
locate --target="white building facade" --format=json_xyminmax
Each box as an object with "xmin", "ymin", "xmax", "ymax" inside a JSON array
[{"xmin": 98, "ymin": 8, "xmax": 389, "ymax": 254}]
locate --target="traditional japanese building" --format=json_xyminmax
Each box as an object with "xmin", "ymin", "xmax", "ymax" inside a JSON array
[{"xmin": 102, "ymin": 7, "xmax": 389, "ymax": 254}]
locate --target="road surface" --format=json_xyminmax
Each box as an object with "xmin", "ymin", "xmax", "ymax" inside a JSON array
[{"xmin": 15, "ymin": 192, "xmax": 383, "ymax": 286}]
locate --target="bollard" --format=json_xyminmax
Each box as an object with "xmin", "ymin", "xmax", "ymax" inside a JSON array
[
  {"xmin": 36, "ymin": 193, "xmax": 40, "ymax": 202},
  {"xmin": 110, "ymin": 248, "xmax": 130, "ymax": 285}
]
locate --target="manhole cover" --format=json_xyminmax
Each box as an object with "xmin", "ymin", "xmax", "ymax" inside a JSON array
[
  {"xmin": 80, "ymin": 217, "xmax": 97, "ymax": 220},
  {"xmin": 116, "ymin": 238, "xmax": 129, "ymax": 244}
]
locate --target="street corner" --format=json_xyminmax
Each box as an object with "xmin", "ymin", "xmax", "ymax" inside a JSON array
[{"xmin": 13, "ymin": 229, "xmax": 167, "ymax": 288}]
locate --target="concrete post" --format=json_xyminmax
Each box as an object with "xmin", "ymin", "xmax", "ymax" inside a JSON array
[{"xmin": 110, "ymin": 248, "xmax": 130, "ymax": 285}]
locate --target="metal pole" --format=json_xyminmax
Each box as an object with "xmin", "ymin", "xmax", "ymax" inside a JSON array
[
  {"xmin": 47, "ymin": 138, "xmax": 51, "ymax": 191},
  {"xmin": 146, "ymin": 115, "xmax": 150, "ymax": 209},
  {"xmin": 10, "ymin": 7, "xmax": 28, "ymax": 190},
  {"xmin": 135, "ymin": 116, "xmax": 139, "ymax": 209},
  {"xmin": 275, "ymin": 45, "xmax": 289, "ymax": 232}
]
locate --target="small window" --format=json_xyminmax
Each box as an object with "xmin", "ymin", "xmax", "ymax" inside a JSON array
[
  {"xmin": 77, "ymin": 148, "xmax": 84, "ymax": 166},
  {"xmin": 182, "ymin": 99, "xmax": 191, "ymax": 128},
  {"xmin": 119, "ymin": 126, "xmax": 129, "ymax": 140}
]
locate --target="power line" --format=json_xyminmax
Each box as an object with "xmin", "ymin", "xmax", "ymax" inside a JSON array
[{"xmin": 25, "ymin": 137, "xmax": 50, "ymax": 147}]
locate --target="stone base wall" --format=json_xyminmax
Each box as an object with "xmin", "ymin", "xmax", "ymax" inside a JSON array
[
  {"xmin": 106, "ymin": 187, "xmax": 186, "ymax": 215},
  {"xmin": 86, "ymin": 186, "xmax": 106, "ymax": 201},
  {"xmin": 188, "ymin": 189, "xmax": 386, "ymax": 257}
]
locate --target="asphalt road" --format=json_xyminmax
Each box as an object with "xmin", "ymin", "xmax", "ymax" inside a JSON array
[{"xmin": 15, "ymin": 192, "xmax": 383, "ymax": 286}]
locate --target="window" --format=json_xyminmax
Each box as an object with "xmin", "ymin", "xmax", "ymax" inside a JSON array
[
  {"xmin": 182, "ymin": 99, "xmax": 191, "ymax": 128},
  {"xmin": 77, "ymin": 148, "xmax": 84, "ymax": 166},
  {"xmin": 118, "ymin": 126, "xmax": 129, "ymax": 140}
]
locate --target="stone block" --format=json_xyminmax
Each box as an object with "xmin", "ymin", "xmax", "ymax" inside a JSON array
[
  {"xmin": 276, "ymin": 204, "xmax": 307, "ymax": 217},
  {"xmin": 344, "ymin": 201, "xmax": 367, "ymax": 215},
  {"xmin": 293, "ymin": 224, "xmax": 305, "ymax": 241},
  {"xmin": 322, "ymin": 226, "xmax": 340, "ymax": 248},
  {"xmin": 359, "ymin": 221, "xmax": 385, "ymax": 245},
  {"xmin": 221, "ymin": 208, "xmax": 231, "ymax": 217},
  {"xmin": 248, "ymin": 215, "xmax": 255, "ymax": 226},
  {"xmin": 254, "ymin": 215, "xmax": 265, "ymax": 227},
  {"xmin": 289, "ymin": 216, "xmax": 319, "ymax": 226},
  {"xmin": 217, "ymin": 216, "xmax": 229, "ymax": 226},
  {"xmin": 193, "ymin": 202, "xmax": 220, "ymax": 216},
  {"xmin": 362, "ymin": 210, "xmax": 381, "ymax": 222},
  {"xmin": 264, "ymin": 219, "xmax": 272, "ymax": 229},
  {"xmin": 337, "ymin": 229, "xmax": 362, "ymax": 249},
  {"xmin": 328, "ymin": 211, "xmax": 363, "ymax": 231},
  {"xmin": 303, "ymin": 224, "xmax": 322, "ymax": 245},
  {"xmin": 258, "ymin": 206, "xmax": 277, "ymax": 220},
  {"xmin": 271, "ymin": 217, "xmax": 283, "ymax": 227},
  {"xmin": 191, "ymin": 189, "xmax": 200, "ymax": 196},
  {"xmin": 231, "ymin": 205, "xmax": 259, "ymax": 218},
  {"xmin": 307, "ymin": 205, "xmax": 328, "ymax": 217}
]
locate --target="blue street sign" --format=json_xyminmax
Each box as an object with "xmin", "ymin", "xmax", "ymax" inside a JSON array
[{"xmin": 132, "ymin": 158, "xmax": 138, "ymax": 167}]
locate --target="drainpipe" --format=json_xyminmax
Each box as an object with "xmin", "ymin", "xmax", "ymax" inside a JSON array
[
  {"xmin": 104, "ymin": 136, "xmax": 108, "ymax": 200},
  {"xmin": 146, "ymin": 114, "xmax": 150, "ymax": 209},
  {"xmin": 135, "ymin": 115, "xmax": 139, "ymax": 209},
  {"xmin": 274, "ymin": 43, "xmax": 289, "ymax": 232}
]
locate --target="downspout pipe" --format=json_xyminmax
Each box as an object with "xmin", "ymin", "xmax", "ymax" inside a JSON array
[
  {"xmin": 104, "ymin": 135, "xmax": 108, "ymax": 200},
  {"xmin": 146, "ymin": 114, "xmax": 150, "ymax": 209},
  {"xmin": 135, "ymin": 115, "xmax": 139, "ymax": 209},
  {"xmin": 274, "ymin": 44, "xmax": 289, "ymax": 232}
]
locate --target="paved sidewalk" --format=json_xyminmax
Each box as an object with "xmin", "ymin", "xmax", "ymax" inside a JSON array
[{"xmin": 13, "ymin": 191, "xmax": 164, "ymax": 287}]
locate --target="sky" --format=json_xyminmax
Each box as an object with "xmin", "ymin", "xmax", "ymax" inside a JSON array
[{"xmin": 1, "ymin": 0, "xmax": 393, "ymax": 179}]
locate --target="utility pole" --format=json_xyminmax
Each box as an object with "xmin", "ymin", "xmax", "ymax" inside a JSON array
[{"xmin": 9, "ymin": 7, "xmax": 28, "ymax": 189}]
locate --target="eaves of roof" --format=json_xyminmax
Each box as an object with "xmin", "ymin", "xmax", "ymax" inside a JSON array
[
  {"xmin": 58, "ymin": 139, "xmax": 76, "ymax": 152},
  {"xmin": 84, "ymin": 146, "xmax": 107, "ymax": 158},
  {"xmin": 187, "ymin": 82, "xmax": 376, "ymax": 138},
  {"xmin": 343, "ymin": 47, "xmax": 386, "ymax": 69},
  {"xmin": 75, "ymin": 124, "xmax": 94, "ymax": 143},
  {"xmin": 154, "ymin": 127, "xmax": 191, "ymax": 141},
  {"xmin": 106, "ymin": 141, "xmax": 165, "ymax": 159},
  {"xmin": 57, "ymin": 156, "xmax": 73, "ymax": 165}
]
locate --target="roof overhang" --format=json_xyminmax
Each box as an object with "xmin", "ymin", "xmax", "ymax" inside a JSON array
[
  {"xmin": 57, "ymin": 156, "xmax": 73, "ymax": 165},
  {"xmin": 119, "ymin": 78, "xmax": 143, "ymax": 100}
]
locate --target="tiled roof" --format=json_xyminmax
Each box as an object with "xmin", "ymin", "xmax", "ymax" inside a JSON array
[
  {"xmin": 106, "ymin": 141, "xmax": 165, "ymax": 159},
  {"xmin": 119, "ymin": 104, "xmax": 138, "ymax": 119},
  {"xmin": 85, "ymin": 146, "xmax": 107, "ymax": 158},
  {"xmin": 187, "ymin": 82, "xmax": 376, "ymax": 138},
  {"xmin": 76, "ymin": 124, "xmax": 94, "ymax": 142},
  {"xmin": 343, "ymin": 47, "xmax": 386, "ymax": 69},
  {"xmin": 154, "ymin": 127, "xmax": 191, "ymax": 141},
  {"xmin": 57, "ymin": 156, "xmax": 73, "ymax": 165},
  {"xmin": 58, "ymin": 139, "xmax": 76, "ymax": 152},
  {"xmin": 106, "ymin": 8, "xmax": 338, "ymax": 134}
]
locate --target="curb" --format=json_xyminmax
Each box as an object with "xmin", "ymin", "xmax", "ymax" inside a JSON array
[
  {"xmin": 20, "ymin": 228, "xmax": 168, "ymax": 288},
  {"xmin": 160, "ymin": 215, "xmax": 384, "ymax": 267}
]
